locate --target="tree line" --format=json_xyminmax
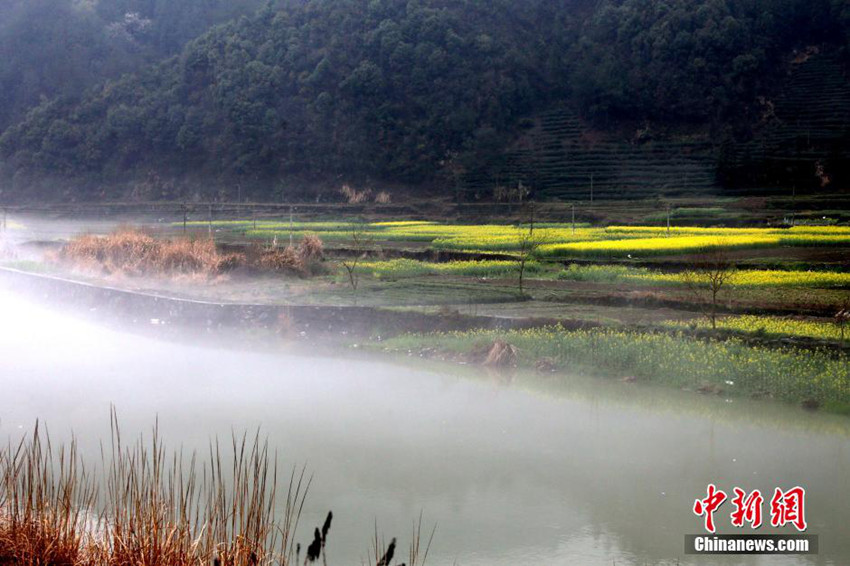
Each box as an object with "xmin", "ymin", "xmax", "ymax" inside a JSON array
[{"xmin": 0, "ymin": 0, "xmax": 847, "ymax": 200}]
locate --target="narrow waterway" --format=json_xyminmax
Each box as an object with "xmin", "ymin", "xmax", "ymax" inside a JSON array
[{"xmin": 0, "ymin": 289, "xmax": 848, "ymax": 565}]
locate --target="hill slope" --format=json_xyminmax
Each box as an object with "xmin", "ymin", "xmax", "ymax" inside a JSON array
[
  {"xmin": 0, "ymin": 0, "xmax": 265, "ymax": 133},
  {"xmin": 1, "ymin": 0, "xmax": 848, "ymax": 202}
]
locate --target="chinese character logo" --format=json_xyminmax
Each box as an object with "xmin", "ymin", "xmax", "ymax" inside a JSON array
[
  {"xmin": 770, "ymin": 487, "xmax": 807, "ymax": 532},
  {"xmin": 693, "ymin": 484, "xmax": 727, "ymax": 533},
  {"xmin": 730, "ymin": 488, "xmax": 764, "ymax": 529},
  {"xmin": 694, "ymin": 485, "xmax": 807, "ymax": 533}
]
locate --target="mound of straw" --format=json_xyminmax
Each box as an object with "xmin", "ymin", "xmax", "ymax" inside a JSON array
[
  {"xmin": 58, "ymin": 229, "xmax": 241, "ymax": 278},
  {"xmin": 57, "ymin": 229, "xmax": 325, "ymax": 278}
]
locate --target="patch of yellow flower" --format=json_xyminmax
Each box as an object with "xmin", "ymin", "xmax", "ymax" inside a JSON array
[
  {"xmin": 559, "ymin": 264, "xmax": 850, "ymax": 288},
  {"xmin": 541, "ymin": 235, "xmax": 780, "ymax": 257},
  {"xmin": 213, "ymin": 219, "xmax": 850, "ymax": 256},
  {"xmin": 666, "ymin": 315, "xmax": 846, "ymax": 341}
]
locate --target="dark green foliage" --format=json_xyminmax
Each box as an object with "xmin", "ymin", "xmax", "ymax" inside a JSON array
[
  {"xmin": 0, "ymin": 0, "xmax": 848, "ymax": 198},
  {"xmin": 572, "ymin": 0, "xmax": 847, "ymax": 124},
  {"xmin": 0, "ymin": 0, "xmax": 265, "ymax": 132}
]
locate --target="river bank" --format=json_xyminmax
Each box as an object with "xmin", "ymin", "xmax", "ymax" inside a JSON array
[{"xmin": 2, "ymin": 265, "xmax": 847, "ymax": 415}]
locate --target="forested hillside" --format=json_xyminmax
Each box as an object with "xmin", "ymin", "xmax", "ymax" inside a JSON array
[
  {"xmin": 1, "ymin": 0, "xmax": 848, "ymax": 201},
  {"xmin": 0, "ymin": 0, "xmax": 265, "ymax": 132}
]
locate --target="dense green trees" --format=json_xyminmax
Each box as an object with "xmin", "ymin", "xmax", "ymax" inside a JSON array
[
  {"xmin": 0, "ymin": 0, "xmax": 847, "ymax": 199},
  {"xmin": 0, "ymin": 0, "xmax": 264, "ymax": 132},
  {"xmin": 572, "ymin": 0, "xmax": 848, "ymax": 124}
]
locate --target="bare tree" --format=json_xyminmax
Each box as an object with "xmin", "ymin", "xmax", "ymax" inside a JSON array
[
  {"xmin": 835, "ymin": 306, "xmax": 849, "ymax": 344},
  {"xmin": 515, "ymin": 219, "xmax": 548, "ymax": 295},
  {"xmin": 340, "ymin": 219, "xmax": 373, "ymax": 301},
  {"xmin": 682, "ymin": 246, "xmax": 736, "ymax": 329}
]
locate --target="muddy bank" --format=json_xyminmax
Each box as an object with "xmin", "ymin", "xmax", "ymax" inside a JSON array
[
  {"xmin": 2, "ymin": 267, "xmax": 846, "ymax": 356},
  {"xmin": 0, "ymin": 267, "xmax": 598, "ymax": 342}
]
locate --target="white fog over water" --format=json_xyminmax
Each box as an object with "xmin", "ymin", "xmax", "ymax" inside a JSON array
[{"xmin": 1, "ymin": 287, "xmax": 849, "ymax": 565}]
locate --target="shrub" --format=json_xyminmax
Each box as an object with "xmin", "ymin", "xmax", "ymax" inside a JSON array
[
  {"xmin": 256, "ymin": 246, "xmax": 303, "ymax": 273},
  {"xmin": 298, "ymin": 232, "xmax": 324, "ymax": 261},
  {"xmin": 340, "ymin": 184, "xmax": 371, "ymax": 204}
]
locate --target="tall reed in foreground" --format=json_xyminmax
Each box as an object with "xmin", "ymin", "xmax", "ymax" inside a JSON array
[
  {"xmin": 0, "ymin": 416, "xmax": 429, "ymax": 566},
  {"xmin": 0, "ymin": 422, "xmax": 97, "ymax": 565},
  {"xmin": 1, "ymin": 415, "xmax": 308, "ymax": 566}
]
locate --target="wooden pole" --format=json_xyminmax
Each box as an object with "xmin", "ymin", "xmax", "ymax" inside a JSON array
[
  {"xmin": 590, "ymin": 173, "xmax": 594, "ymax": 204},
  {"xmin": 666, "ymin": 204, "xmax": 671, "ymax": 236},
  {"xmin": 208, "ymin": 204, "xmax": 212, "ymax": 238},
  {"xmin": 182, "ymin": 203, "xmax": 187, "ymax": 234},
  {"xmin": 571, "ymin": 203, "xmax": 575, "ymax": 234},
  {"xmin": 289, "ymin": 207, "xmax": 294, "ymax": 248}
]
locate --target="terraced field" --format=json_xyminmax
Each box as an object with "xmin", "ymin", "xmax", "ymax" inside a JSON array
[
  {"xmin": 461, "ymin": 107, "xmax": 718, "ymax": 201},
  {"xmin": 724, "ymin": 53, "xmax": 850, "ymax": 188}
]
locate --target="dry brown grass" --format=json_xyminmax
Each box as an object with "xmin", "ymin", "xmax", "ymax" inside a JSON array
[
  {"xmin": 256, "ymin": 245, "xmax": 302, "ymax": 273},
  {"xmin": 0, "ymin": 417, "xmax": 306, "ymax": 566},
  {"xmin": 339, "ymin": 185, "xmax": 371, "ymax": 204},
  {"xmin": 0, "ymin": 417, "xmax": 431, "ymax": 566},
  {"xmin": 254, "ymin": 233, "xmax": 324, "ymax": 276},
  {"xmin": 57, "ymin": 229, "xmax": 326, "ymax": 279},
  {"xmin": 58, "ymin": 229, "xmax": 242, "ymax": 278},
  {"xmin": 298, "ymin": 233, "xmax": 323, "ymax": 262},
  {"xmin": 483, "ymin": 340, "xmax": 518, "ymax": 367}
]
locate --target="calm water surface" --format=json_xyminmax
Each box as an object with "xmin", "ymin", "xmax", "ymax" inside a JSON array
[{"xmin": 0, "ymin": 289, "xmax": 848, "ymax": 565}]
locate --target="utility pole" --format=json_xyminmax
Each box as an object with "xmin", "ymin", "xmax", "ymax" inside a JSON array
[
  {"xmin": 571, "ymin": 203, "xmax": 576, "ymax": 234},
  {"xmin": 208, "ymin": 203, "xmax": 213, "ymax": 238},
  {"xmin": 666, "ymin": 204, "xmax": 671, "ymax": 236},
  {"xmin": 181, "ymin": 202, "xmax": 188, "ymax": 234},
  {"xmin": 590, "ymin": 173, "xmax": 594, "ymax": 204},
  {"xmin": 789, "ymin": 184, "xmax": 797, "ymax": 226},
  {"xmin": 289, "ymin": 206, "xmax": 294, "ymax": 247}
]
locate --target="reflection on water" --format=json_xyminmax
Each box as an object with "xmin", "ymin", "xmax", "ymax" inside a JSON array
[{"xmin": 0, "ymin": 289, "xmax": 848, "ymax": 565}]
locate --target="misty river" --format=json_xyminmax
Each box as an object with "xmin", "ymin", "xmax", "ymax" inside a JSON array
[{"xmin": 1, "ymin": 289, "xmax": 849, "ymax": 565}]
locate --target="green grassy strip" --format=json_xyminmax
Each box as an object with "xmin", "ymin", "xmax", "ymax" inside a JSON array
[
  {"xmin": 381, "ymin": 327, "xmax": 850, "ymax": 408},
  {"xmin": 557, "ymin": 264, "xmax": 850, "ymax": 288},
  {"xmin": 354, "ymin": 258, "xmax": 543, "ymax": 278}
]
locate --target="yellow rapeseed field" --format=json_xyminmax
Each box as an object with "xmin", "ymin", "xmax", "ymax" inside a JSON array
[
  {"xmin": 666, "ymin": 315, "xmax": 846, "ymax": 341},
  {"xmin": 559, "ymin": 264, "xmax": 850, "ymax": 288},
  {"xmin": 195, "ymin": 219, "xmax": 850, "ymax": 256}
]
